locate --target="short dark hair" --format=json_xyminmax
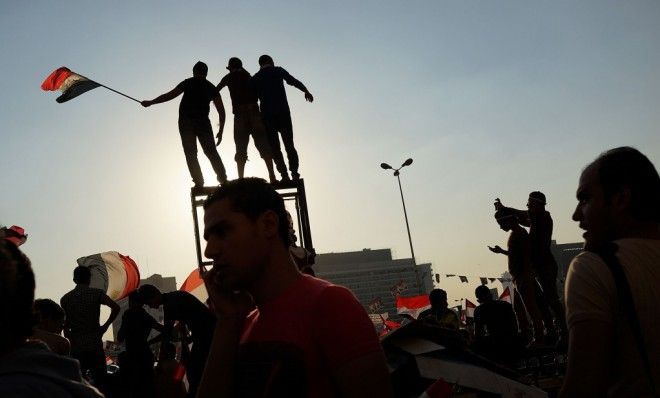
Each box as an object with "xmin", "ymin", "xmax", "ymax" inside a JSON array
[
  {"xmin": 137, "ymin": 284, "xmax": 161, "ymax": 302},
  {"xmin": 591, "ymin": 147, "xmax": 660, "ymax": 223},
  {"xmin": 429, "ymin": 288, "xmax": 447, "ymax": 306},
  {"xmin": 228, "ymin": 57, "xmax": 242, "ymax": 69},
  {"xmin": 475, "ymin": 285, "xmax": 492, "ymax": 301},
  {"xmin": 193, "ymin": 61, "xmax": 208, "ymax": 76},
  {"xmin": 34, "ymin": 298, "xmax": 65, "ymax": 323},
  {"xmin": 73, "ymin": 266, "xmax": 91, "ymax": 285},
  {"xmin": 204, "ymin": 178, "xmax": 291, "ymax": 247},
  {"xmin": 258, "ymin": 54, "xmax": 274, "ymax": 66},
  {"xmin": 0, "ymin": 241, "xmax": 35, "ymax": 352},
  {"xmin": 127, "ymin": 291, "xmax": 142, "ymax": 306},
  {"xmin": 528, "ymin": 191, "xmax": 546, "ymax": 205}
]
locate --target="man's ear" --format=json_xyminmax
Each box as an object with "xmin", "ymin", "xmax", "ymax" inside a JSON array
[
  {"xmin": 258, "ymin": 210, "xmax": 280, "ymax": 240},
  {"xmin": 612, "ymin": 186, "xmax": 632, "ymax": 213}
]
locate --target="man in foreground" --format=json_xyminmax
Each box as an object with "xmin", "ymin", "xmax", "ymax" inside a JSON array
[
  {"xmin": 61, "ymin": 266, "xmax": 120, "ymax": 393},
  {"xmin": 198, "ymin": 178, "xmax": 392, "ymax": 397},
  {"xmin": 561, "ymin": 147, "xmax": 660, "ymax": 397},
  {"xmin": 142, "ymin": 61, "xmax": 228, "ymax": 188}
]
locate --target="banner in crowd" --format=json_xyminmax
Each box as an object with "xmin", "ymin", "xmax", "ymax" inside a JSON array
[
  {"xmin": 76, "ymin": 251, "xmax": 140, "ymax": 301},
  {"xmin": 396, "ymin": 294, "xmax": 431, "ymax": 319}
]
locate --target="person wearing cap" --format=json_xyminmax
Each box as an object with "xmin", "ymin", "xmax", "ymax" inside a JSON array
[
  {"xmin": 217, "ymin": 57, "xmax": 277, "ymax": 183},
  {"xmin": 142, "ymin": 61, "xmax": 228, "ymax": 188},
  {"xmin": 252, "ymin": 54, "xmax": 313, "ymax": 181},
  {"xmin": 488, "ymin": 207, "xmax": 546, "ymax": 346},
  {"xmin": 494, "ymin": 192, "xmax": 567, "ymax": 346}
]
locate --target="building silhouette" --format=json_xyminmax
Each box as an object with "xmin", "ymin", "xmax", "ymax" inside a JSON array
[{"xmin": 314, "ymin": 248, "xmax": 433, "ymax": 318}]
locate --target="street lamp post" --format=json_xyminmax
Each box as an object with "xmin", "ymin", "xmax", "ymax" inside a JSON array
[{"xmin": 381, "ymin": 158, "xmax": 422, "ymax": 294}]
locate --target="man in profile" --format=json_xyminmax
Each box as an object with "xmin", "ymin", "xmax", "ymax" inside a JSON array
[
  {"xmin": 252, "ymin": 55, "xmax": 313, "ymax": 181},
  {"xmin": 218, "ymin": 57, "xmax": 277, "ymax": 183},
  {"xmin": 418, "ymin": 289, "xmax": 460, "ymax": 330},
  {"xmin": 198, "ymin": 178, "xmax": 392, "ymax": 398},
  {"xmin": 61, "ymin": 266, "xmax": 120, "ymax": 393},
  {"xmin": 488, "ymin": 207, "xmax": 546, "ymax": 345},
  {"xmin": 142, "ymin": 61, "xmax": 228, "ymax": 188},
  {"xmin": 31, "ymin": 298, "xmax": 70, "ymax": 356},
  {"xmin": 561, "ymin": 147, "xmax": 660, "ymax": 397}
]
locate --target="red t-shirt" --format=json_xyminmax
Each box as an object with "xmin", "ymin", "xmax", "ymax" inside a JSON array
[{"xmin": 235, "ymin": 275, "xmax": 383, "ymax": 397}]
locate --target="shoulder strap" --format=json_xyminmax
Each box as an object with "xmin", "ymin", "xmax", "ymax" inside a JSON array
[{"xmin": 590, "ymin": 242, "xmax": 657, "ymax": 396}]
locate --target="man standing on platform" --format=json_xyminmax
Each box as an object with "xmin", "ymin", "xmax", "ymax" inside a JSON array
[
  {"xmin": 252, "ymin": 55, "xmax": 313, "ymax": 182},
  {"xmin": 142, "ymin": 61, "xmax": 228, "ymax": 188},
  {"xmin": 218, "ymin": 57, "xmax": 277, "ymax": 183}
]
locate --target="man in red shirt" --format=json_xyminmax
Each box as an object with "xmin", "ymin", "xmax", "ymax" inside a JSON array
[{"xmin": 198, "ymin": 178, "xmax": 392, "ymax": 398}]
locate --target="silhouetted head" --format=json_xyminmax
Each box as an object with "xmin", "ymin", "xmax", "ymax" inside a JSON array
[
  {"xmin": 204, "ymin": 178, "xmax": 290, "ymax": 248},
  {"xmin": 73, "ymin": 265, "xmax": 91, "ymax": 285},
  {"xmin": 127, "ymin": 290, "xmax": 143, "ymax": 308},
  {"xmin": 34, "ymin": 298, "xmax": 65, "ymax": 334},
  {"xmin": 137, "ymin": 284, "xmax": 162, "ymax": 309},
  {"xmin": 495, "ymin": 207, "xmax": 517, "ymax": 231},
  {"xmin": 527, "ymin": 191, "xmax": 546, "ymax": 213},
  {"xmin": 227, "ymin": 57, "xmax": 243, "ymax": 71},
  {"xmin": 0, "ymin": 241, "xmax": 35, "ymax": 355},
  {"xmin": 429, "ymin": 289, "xmax": 448, "ymax": 309},
  {"xmin": 475, "ymin": 285, "xmax": 492, "ymax": 303},
  {"xmin": 193, "ymin": 61, "xmax": 208, "ymax": 77},
  {"xmin": 573, "ymin": 147, "xmax": 660, "ymax": 245},
  {"xmin": 258, "ymin": 55, "xmax": 274, "ymax": 67}
]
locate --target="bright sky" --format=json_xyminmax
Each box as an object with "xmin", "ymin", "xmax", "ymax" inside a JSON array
[{"xmin": 2, "ymin": 1, "xmax": 660, "ymax": 311}]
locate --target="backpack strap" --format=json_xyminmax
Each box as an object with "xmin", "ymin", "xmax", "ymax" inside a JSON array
[{"xmin": 588, "ymin": 242, "xmax": 657, "ymax": 396}]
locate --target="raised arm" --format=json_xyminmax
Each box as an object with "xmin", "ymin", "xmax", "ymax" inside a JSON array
[
  {"xmin": 100, "ymin": 294, "xmax": 120, "ymax": 335},
  {"xmin": 141, "ymin": 86, "xmax": 183, "ymax": 107},
  {"xmin": 281, "ymin": 69, "xmax": 313, "ymax": 102}
]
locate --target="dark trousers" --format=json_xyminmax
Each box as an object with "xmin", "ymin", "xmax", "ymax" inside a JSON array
[
  {"xmin": 263, "ymin": 112, "xmax": 298, "ymax": 177},
  {"xmin": 179, "ymin": 118, "xmax": 227, "ymax": 186},
  {"xmin": 533, "ymin": 258, "xmax": 567, "ymax": 334},
  {"xmin": 74, "ymin": 348, "xmax": 108, "ymax": 394}
]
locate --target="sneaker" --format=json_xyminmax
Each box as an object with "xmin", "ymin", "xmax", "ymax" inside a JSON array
[
  {"xmin": 292, "ymin": 172, "xmax": 301, "ymax": 180},
  {"xmin": 269, "ymin": 174, "xmax": 278, "ymax": 184},
  {"xmin": 280, "ymin": 175, "xmax": 291, "ymax": 182}
]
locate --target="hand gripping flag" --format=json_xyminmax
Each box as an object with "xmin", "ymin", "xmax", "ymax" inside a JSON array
[
  {"xmin": 41, "ymin": 67, "xmax": 101, "ymax": 103},
  {"xmin": 77, "ymin": 251, "xmax": 140, "ymax": 301}
]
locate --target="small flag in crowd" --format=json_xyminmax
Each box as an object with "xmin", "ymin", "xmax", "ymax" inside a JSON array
[
  {"xmin": 499, "ymin": 286, "xmax": 512, "ymax": 304},
  {"xmin": 465, "ymin": 299, "xmax": 476, "ymax": 318},
  {"xmin": 480, "ymin": 277, "xmax": 488, "ymax": 285},
  {"xmin": 459, "ymin": 275, "xmax": 468, "ymax": 283},
  {"xmin": 180, "ymin": 268, "xmax": 208, "ymax": 304},
  {"xmin": 396, "ymin": 294, "xmax": 431, "ymax": 319},
  {"xmin": 41, "ymin": 67, "xmax": 101, "ymax": 103}
]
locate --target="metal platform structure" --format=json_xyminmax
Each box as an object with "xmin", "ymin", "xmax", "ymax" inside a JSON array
[{"xmin": 190, "ymin": 178, "xmax": 314, "ymax": 270}]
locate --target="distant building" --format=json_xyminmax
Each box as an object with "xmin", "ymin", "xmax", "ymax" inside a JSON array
[
  {"xmin": 111, "ymin": 273, "xmax": 177, "ymax": 341},
  {"xmin": 314, "ymin": 248, "xmax": 433, "ymax": 317},
  {"xmin": 550, "ymin": 240, "xmax": 583, "ymax": 298}
]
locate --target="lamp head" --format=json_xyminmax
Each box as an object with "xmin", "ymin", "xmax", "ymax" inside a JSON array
[
  {"xmin": 380, "ymin": 163, "xmax": 392, "ymax": 170},
  {"xmin": 402, "ymin": 158, "xmax": 413, "ymax": 167}
]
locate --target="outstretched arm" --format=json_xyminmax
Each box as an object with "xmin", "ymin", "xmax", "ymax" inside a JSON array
[
  {"xmin": 282, "ymin": 69, "xmax": 313, "ymax": 102},
  {"xmin": 141, "ymin": 86, "xmax": 183, "ymax": 107},
  {"xmin": 488, "ymin": 245, "xmax": 509, "ymax": 255}
]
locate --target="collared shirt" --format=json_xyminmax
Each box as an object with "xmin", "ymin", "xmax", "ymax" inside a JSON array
[
  {"xmin": 60, "ymin": 285, "xmax": 104, "ymax": 353},
  {"xmin": 252, "ymin": 66, "xmax": 309, "ymax": 115}
]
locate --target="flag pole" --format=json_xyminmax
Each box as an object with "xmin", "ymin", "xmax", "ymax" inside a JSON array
[{"xmin": 77, "ymin": 74, "xmax": 141, "ymax": 104}]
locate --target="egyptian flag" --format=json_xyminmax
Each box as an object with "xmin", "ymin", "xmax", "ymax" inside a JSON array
[
  {"xmin": 499, "ymin": 286, "xmax": 512, "ymax": 304},
  {"xmin": 396, "ymin": 294, "xmax": 431, "ymax": 319},
  {"xmin": 77, "ymin": 251, "xmax": 140, "ymax": 301},
  {"xmin": 41, "ymin": 67, "xmax": 101, "ymax": 103},
  {"xmin": 1, "ymin": 225, "xmax": 27, "ymax": 246},
  {"xmin": 180, "ymin": 268, "xmax": 208, "ymax": 304},
  {"xmin": 465, "ymin": 299, "xmax": 476, "ymax": 318}
]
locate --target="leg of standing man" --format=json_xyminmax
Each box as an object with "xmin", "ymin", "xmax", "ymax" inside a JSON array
[
  {"xmin": 194, "ymin": 118, "xmax": 227, "ymax": 185},
  {"xmin": 278, "ymin": 112, "xmax": 300, "ymax": 179},
  {"xmin": 249, "ymin": 107, "xmax": 277, "ymax": 183},
  {"xmin": 179, "ymin": 119, "xmax": 205, "ymax": 187},
  {"xmin": 263, "ymin": 114, "xmax": 289, "ymax": 181}
]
